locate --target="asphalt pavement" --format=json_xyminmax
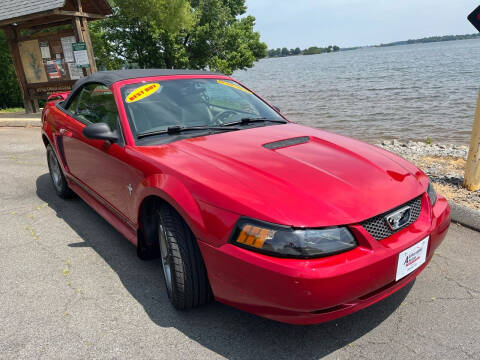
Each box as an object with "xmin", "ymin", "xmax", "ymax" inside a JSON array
[{"xmin": 0, "ymin": 127, "xmax": 479, "ymax": 360}]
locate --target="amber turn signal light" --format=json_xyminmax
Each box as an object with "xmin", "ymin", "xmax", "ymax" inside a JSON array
[{"xmin": 235, "ymin": 224, "xmax": 275, "ymax": 249}]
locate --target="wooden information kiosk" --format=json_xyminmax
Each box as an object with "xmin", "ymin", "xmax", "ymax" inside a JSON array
[{"xmin": 0, "ymin": 0, "xmax": 112, "ymax": 113}]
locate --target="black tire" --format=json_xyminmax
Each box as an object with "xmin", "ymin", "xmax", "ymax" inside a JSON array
[
  {"xmin": 46, "ymin": 144, "xmax": 74, "ymax": 199},
  {"xmin": 156, "ymin": 203, "xmax": 213, "ymax": 309}
]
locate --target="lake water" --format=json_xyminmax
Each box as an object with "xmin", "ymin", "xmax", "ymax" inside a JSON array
[{"xmin": 233, "ymin": 39, "xmax": 480, "ymax": 145}]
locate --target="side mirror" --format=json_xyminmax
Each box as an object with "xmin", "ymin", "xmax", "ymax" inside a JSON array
[
  {"xmin": 83, "ymin": 122, "xmax": 118, "ymax": 142},
  {"xmin": 272, "ymin": 105, "xmax": 281, "ymax": 113}
]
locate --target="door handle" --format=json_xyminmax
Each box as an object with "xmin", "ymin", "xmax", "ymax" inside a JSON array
[{"xmin": 60, "ymin": 128, "xmax": 73, "ymax": 137}]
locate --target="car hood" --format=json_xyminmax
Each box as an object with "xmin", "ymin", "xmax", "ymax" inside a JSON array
[{"xmin": 137, "ymin": 124, "xmax": 428, "ymax": 227}]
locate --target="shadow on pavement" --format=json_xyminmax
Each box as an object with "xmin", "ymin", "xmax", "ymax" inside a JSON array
[{"xmin": 36, "ymin": 173, "xmax": 413, "ymax": 360}]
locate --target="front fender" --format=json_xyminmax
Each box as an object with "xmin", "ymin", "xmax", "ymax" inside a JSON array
[{"xmin": 137, "ymin": 173, "xmax": 207, "ymax": 239}]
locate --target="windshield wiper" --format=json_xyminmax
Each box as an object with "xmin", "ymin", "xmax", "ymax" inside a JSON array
[
  {"xmin": 137, "ymin": 125, "xmax": 243, "ymax": 139},
  {"xmin": 222, "ymin": 117, "xmax": 288, "ymax": 126}
]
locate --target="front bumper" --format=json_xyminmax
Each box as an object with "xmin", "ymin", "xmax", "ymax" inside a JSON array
[{"xmin": 199, "ymin": 194, "xmax": 451, "ymax": 325}]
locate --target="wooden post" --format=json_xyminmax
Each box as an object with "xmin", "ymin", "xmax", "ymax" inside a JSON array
[
  {"xmin": 80, "ymin": 17, "xmax": 97, "ymax": 72},
  {"xmin": 72, "ymin": 0, "xmax": 96, "ymax": 74},
  {"xmin": 72, "ymin": 16, "xmax": 91, "ymax": 76},
  {"xmin": 464, "ymin": 89, "xmax": 480, "ymax": 190},
  {"xmin": 31, "ymin": 92, "xmax": 40, "ymax": 112},
  {"xmin": 3, "ymin": 25, "xmax": 38, "ymax": 113}
]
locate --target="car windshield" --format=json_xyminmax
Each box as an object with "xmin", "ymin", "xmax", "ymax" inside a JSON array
[{"xmin": 120, "ymin": 78, "xmax": 284, "ymax": 137}]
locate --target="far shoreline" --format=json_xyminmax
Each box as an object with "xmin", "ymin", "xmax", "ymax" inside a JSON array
[{"xmin": 267, "ymin": 34, "xmax": 480, "ymax": 58}]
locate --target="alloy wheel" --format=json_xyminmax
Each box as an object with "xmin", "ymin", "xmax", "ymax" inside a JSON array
[{"xmin": 48, "ymin": 150, "xmax": 62, "ymax": 191}]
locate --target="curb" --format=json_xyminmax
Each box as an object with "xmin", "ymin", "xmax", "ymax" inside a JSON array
[
  {"xmin": 450, "ymin": 202, "xmax": 480, "ymax": 232},
  {"xmin": 0, "ymin": 120, "xmax": 41, "ymax": 127}
]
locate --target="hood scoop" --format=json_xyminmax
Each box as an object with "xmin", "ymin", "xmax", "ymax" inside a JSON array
[{"xmin": 263, "ymin": 136, "xmax": 310, "ymax": 150}]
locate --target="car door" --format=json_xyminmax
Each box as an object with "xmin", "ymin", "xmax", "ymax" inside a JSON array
[{"xmin": 60, "ymin": 83, "xmax": 140, "ymax": 225}]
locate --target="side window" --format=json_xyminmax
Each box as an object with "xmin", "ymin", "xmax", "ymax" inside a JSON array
[
  {"xmin": 68, "ymin": 84, "xmax": 119, "ymax": 130},
  {"xmin": 66, "ymin": 89, "xmax": 82, "ymax": 114}
]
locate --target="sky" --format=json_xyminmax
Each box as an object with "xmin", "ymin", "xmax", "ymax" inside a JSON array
[{"xmin": 244, "ymin": 0, "xmax": 480, "ymax": 49}]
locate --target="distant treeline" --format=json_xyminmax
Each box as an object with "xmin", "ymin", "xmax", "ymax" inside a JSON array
[
  {"xmin": 267, "ymin": 45, "xmax": 340, "ymax": 57},
  {"xmin": 377, "ymin": 33, "xmax": 480, "ymax": 47},
  {"xmin": 270, "ymin": 34, "xmax": 480, "ymax": 58}
]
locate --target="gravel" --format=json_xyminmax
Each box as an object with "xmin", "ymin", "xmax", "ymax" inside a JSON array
[{"xmin": 379, "ymin": 140, "xmax": 469, "ymax": 159}]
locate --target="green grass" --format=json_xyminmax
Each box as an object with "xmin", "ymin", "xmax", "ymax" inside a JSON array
[{"xmin": 0, "ymin": 107, "xmax": 25, "ymax": 114}]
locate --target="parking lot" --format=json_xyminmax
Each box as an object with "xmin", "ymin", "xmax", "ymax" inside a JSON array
[{"xmin": 1, "ymin": 127, "xmax": 479, "ymax": 359}]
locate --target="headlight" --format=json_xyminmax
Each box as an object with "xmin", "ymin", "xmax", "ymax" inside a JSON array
[
  {"xmin": 427, "ymin": 182, "xmax": 437, "ymax": 206},
  {"xmin": 231, "ymin": 219, "xmax": 357, "ymax": 258}
]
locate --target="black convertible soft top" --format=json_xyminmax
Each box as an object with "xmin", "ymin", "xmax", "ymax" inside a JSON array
[{"xmin": 71, "ymin": 69, "xmax": 223, "ymax": 92}]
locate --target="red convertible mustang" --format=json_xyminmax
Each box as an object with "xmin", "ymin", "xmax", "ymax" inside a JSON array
[{"xmin": 41, "ymin": 69, "xmax": 450, "ymax": 325}]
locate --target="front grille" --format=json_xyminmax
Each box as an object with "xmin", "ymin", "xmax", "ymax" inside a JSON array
[{"xmin": 360, "ymin": 196, "xmax": 422, "ymax": 241}]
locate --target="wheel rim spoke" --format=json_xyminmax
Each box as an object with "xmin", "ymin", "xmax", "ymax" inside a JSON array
[
  {"xmin": 158, "ymin": 223, "xmax": 173, "ymax": 294},
  {"xmin": 48, "ymin": 152, "xmax": 62, "ymax": 189}
]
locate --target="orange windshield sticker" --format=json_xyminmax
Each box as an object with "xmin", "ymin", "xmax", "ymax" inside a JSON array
[
  {"xmin": 217, "ymin": 80, "xmax": 252, "ymax": 94},
  {"xmin": 126, "ymin": 83, "xmax": 161, "ymax": 103}
]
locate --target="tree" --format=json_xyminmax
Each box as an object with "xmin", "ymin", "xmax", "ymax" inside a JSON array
[
  {"xmin": 0, "ymin": 31, "xmax": 22, "ymax": 109},
  {"xmin": 281, "ymin": 47, "xmax": 289, "ymax": 57},
  {"xmin": 294, "ymin": 47, "xmax": 301, "ymax": 55},
  {"xmin": 303, "ymin": 46, "xmax": 323, "ymax": 55},
  {"xmin": 91, "ymin": 0, "xmax": 267, "ymax": 75}
]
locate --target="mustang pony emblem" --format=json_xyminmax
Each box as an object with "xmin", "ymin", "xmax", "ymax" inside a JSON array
[{"xmin": 385, "ymin": 206, "xmax": 411, "ymax": 231}]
